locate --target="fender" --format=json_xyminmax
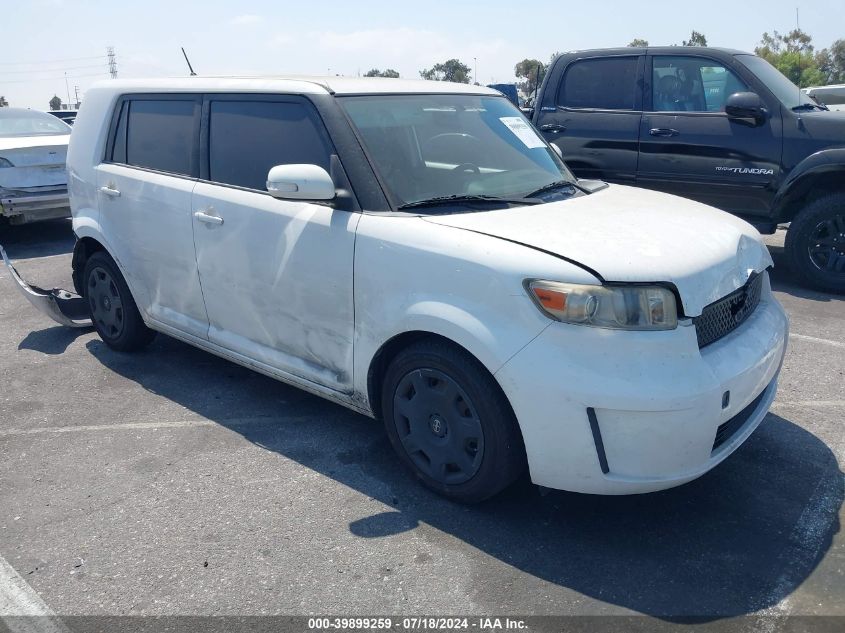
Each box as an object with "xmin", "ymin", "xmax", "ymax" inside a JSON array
[
  {"xmin": 773, "ymin": 148, "xmax": 845, "ymax": 222},
  {"xmin": 356, "ymin": 299, "xmax": 551, "ymax": 417}
]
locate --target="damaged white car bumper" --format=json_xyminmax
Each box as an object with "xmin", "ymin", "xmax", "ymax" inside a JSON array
[
  {"xmin": 0, "ymin": 186, "xmax": 71, "ymax": 225},
  {"xmin": 0, "ymin": 244, "xmax": 91, "ymax": 327}
]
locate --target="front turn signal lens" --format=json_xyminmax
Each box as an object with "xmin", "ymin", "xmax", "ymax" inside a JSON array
[{"xmin": 527, "ymin": 280, "xmax": 677, "ymax": 330}]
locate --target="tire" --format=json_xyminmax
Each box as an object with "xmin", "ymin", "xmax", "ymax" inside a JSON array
[
  {"xmin": 381, "ymin": 338, "xmax": 526, "ymax": 503},
  {"xmin": 83, "ymin": 251, "xmax": 156, "ymax": 352},
  {"xmin": 785, "ymin": 193, "xmax": 845, "ymax": 294}
]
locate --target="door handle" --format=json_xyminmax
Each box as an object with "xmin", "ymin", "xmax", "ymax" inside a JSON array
[
  {"xmin": 649, "ymin": 128, "xmax": 680, "ymax": 137},
  {"xmin": 99, "ymin": 185, "xmax": 121, "ymax": 198},
  {"xmin": 540, "ymin": 124, "xmax": 567, "ymax": 133},
  {"xmin": 193, "ymin": 210, "xmax": 224, "ymax": 226}
]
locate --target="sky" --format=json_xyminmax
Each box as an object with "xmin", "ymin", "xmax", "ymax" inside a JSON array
[{"xmin": 1, "ymin": 0, "xmax": 843, "ymax": 109}]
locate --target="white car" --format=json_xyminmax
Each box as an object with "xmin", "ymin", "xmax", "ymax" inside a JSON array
[
  {"xmin": 2, "ymin": 77, "xmax": 789, "ymax": 502},
  {"xmin": 0, "ymin": 108, "xmax": 71, "ymax": 225},
  {"xmin": 803, "ymin": 84, "xmax": 845, "ymax": 111}
]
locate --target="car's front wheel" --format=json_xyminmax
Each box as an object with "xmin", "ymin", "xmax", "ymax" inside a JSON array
[
  {"xmin": 83, "ymin": 251, "xmax": 156, "ymax": 352},
  {"xmin": 381, "ymin": 338, "xmax": 525, "ymax": 503},
  {"xmin": 786, "ymin": 193, "xmax": 845, "ymax": 293}
]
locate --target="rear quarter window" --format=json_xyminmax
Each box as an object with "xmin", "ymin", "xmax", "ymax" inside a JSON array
[{"xmin": 116, "ymin": 98, "xmax": 198, "ymax": 176}]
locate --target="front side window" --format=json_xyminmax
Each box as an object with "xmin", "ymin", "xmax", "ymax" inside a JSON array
[
  {"xmin": 558, "ymin": 57, "xmax": 640, "ymax": 110},
  {"xmin": 208, "ymin": 100, "xmax": 332, "ymax": 191},
  {"xmin": 652, "ymin": 56, "xmax": 748, "ymax": 112},
  {"xmin": 339, "ymin": 94, "xmax": 572, "ymax": 207},
  {"xmin": 124, "ymin": 99, "xmax": 196, "ymax": 176}
]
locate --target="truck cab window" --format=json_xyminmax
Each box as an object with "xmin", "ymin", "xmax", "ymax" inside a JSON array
[
  {"xmin": 557, "ymin": 57, "xmax": 639, "ymax": 110},
  {"xmin": 652, "ymin": 57, "xmax": 747, "ymax": 112}
]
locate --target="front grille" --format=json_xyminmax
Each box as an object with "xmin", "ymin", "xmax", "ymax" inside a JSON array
[
  {"xmin": 712, "ymin": 385, "xmax": 769, "ymax": 452},
  {"xmin": 694, "ymin": 272, "xmax": 764, "ymax": 348}
]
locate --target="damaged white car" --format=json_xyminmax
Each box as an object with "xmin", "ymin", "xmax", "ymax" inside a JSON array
[
  {"xmin": 0, "ymin": 108, "xmax": 71, "ymax": 225},
  {"xmin": 2, "ymin": 78, "xmax": 789, "ymax": 502}
]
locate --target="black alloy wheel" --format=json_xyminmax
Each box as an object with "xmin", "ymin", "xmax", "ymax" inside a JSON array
[{"xmin": 786, "ymin": 193, "xmax": 845, "ymax": 294}]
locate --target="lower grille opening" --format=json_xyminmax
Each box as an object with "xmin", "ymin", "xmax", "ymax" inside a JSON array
[{"xmin": 712, "ymin": 386, "xmax": 769, "ymax": 452}]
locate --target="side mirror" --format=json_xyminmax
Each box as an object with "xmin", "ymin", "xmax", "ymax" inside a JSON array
[
  {"xmin": 266, "ymin": 164, "xmax": 335, "ymax": 201},
  {"xmin": 725, "ymin": 92, "xmax": 767, "ymax": 123},
  {"xmin": 550, "ymin": 143, "xmax": 563, "ymax": 159}
]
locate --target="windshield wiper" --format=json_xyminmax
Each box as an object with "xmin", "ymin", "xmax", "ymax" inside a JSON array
[
  {"xmin": 397, "ymin": 194, "xmax": 541, "ymax": 210},
  {"xmin": 524, "ymin": 180, "xmax": 578, "ymax": 198},
  {"xmin": 792, "ymin": 102, "xmax": 829, "ymax": 112}
]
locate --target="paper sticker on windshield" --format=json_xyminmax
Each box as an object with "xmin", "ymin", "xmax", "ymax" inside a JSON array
[{"xmin": 499, "ymin": 116, "xmax": 545, "ymax": 149}]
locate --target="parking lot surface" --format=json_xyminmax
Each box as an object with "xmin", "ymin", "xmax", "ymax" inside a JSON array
[{"xmin": 0, "ymin": 220, "xmax": 843, "ymax": 623}]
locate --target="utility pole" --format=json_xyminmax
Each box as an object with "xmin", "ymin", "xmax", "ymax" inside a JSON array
[
  {"xmin": 64, "ymin": 72, "xmax": 71, "ymax": 108},
  {"xmin": 474, "ymin": 57, "xmax": 478, "ymax": 84},
  {"xmin": 107, "ymin": 46, "xmax": 118, "ymax": 79}
]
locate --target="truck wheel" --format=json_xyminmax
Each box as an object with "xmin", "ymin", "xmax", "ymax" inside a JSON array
[
  {"xmin": 785, "ymin": 194, "xmax": 845, "ymax": 294},
  {"xmin": 83, "ymin": 251, "xmax": 156, "ymax": 352},
  {"xmin": 381, "ymin": 338, "xmax": 526, "ymax": 503}
]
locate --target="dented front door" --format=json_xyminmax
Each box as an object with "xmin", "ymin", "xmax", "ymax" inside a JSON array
[{"xmin": 191, "ymin": 182, "xmax": 359, "ymax": 393}]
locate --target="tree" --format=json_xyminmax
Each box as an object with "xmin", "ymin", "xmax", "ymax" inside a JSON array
[
  {"xmin": 49, "ymin": 95, "xmax": 62, "ymax": 111},
  {"xmin": 755, "ymin": 29, "xmax": 826, "ymax": 86},
  {"xmin": 419, "ymin": 59, "xmax": 471, "ymax": 83},
  {"xmin": 514, "ymin": 58, "xmax": 546, "ymax": 96},
  {"xmin": 364, "ymin": 68, "xmax": 400, "ymax": 78},
  {"xmin": 682, "ymin": 30, "xmax": 708, "ymax": 47},
  {"xmin": 816, "ymin": 39, "xmax": 845, "ymax": 84},
  {"xmin": 0, "ymin": 96, "xmax": 8, "ymax": 107},
  {"xmin": 628, "ymin": 38, "xmax": 649, "ymax": 47}
]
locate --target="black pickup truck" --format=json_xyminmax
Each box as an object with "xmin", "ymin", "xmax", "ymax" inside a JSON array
[{"xmin": 530, "ymin": 47, "xmax": 845, "ymax": 292}]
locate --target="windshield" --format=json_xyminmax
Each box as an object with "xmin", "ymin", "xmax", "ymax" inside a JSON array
[
  {"xmin": 736, "ymin": 54, "xmax": 816, "ymax": 110},
  {"xmin": 0, "ymin": 109, "xmax": 72, "ymax": 137},
  {"xmin": 339, "ymin": 94, "xmax": 573, "ymax": 208}
]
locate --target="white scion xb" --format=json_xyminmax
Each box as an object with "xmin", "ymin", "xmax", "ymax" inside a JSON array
[{"xmin": 6, "ymin": 77, "xmax": 789, "ymax": 502}]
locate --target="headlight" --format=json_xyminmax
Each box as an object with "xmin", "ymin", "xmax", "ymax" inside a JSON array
[
  {"xmin": 527, "ymin": 280, "xmax": 678, "ymax": 330},
  {"xmin": 0, "ymin": 157, "xmax": 13, "ymax": 168}
]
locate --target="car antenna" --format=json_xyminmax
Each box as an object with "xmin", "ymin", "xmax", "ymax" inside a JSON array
[
  {"xmin": 533, "ymin": 62, "xmax": 542, "ymax": 107},
  {"xmin": 796, "ymin": 8, "xmax": 802, "ymax": 108},
  {"xmin": 181, "ymin": 47, "xmax": 197, "ymax": 76}
]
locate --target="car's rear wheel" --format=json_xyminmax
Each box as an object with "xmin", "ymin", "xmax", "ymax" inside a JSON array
[
  {"xmin": 381, "ymin": 338, "xmax": 525, "ymax": 503},
  {"xmin": 786, "ymin": 193, "xmax": 845, "ymax": 294},
  {"xmin": 83, "ymin": 251, "xmax": 155, "ymax": 352}
]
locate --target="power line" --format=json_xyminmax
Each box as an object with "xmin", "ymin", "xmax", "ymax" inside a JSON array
[
  {"xmin": 0, "ymin": 55, "xmax": 106, "ymax": 67},
  {"xmin": 0, "ymin": 64, "xmax": 109, "ymax": 75},
  {"xmin": 0, "ymin": 72, "xmax": 108, "ymax": 85}
]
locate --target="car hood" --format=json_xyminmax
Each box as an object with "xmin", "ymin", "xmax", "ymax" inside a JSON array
[
  {"xmin": 423, "ymin": 184, "xmax": 773, "ymax": 316},
  {"xmin": 796, "ymin": 108, "xmax": 845, "ymax": 141}
]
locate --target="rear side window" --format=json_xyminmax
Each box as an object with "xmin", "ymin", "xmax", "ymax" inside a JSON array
[
  {"xmin": 558, "ymin": 57, "xmax": 640, "ymax": 110},
  {"xmin": 119, "ymin": 99, "xmax": 196, "ymax": 175},
  {"xmin": 208, "ymin": 100, "xmax": 333, "ymax": 191}
]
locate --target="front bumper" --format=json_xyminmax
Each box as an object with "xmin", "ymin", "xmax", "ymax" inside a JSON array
[
  {"xmin": 0, "ymin": 245, "xmax": 92, "ymax": 328},
  {"xmin": 0, "ymin": 188, "xmax": 70, "ymax": 224},
  {"xmin": 495, "ymin": 274, "xmax": 789, "ymax": 494}
]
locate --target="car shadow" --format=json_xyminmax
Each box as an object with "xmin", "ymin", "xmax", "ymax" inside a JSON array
[
  {"xmin": 83, "ymin": 335, "xmax": 843, "ymax": 621},
  {"xmin": 0, "ymin": 218, "xmax": 75, "ymax": 259},
  {"xmin": 18, "ymin": 325, "xmax": 90, "ymax": 355},
  {"xmin": 767, "ymin": 241, "xmax": 844, "ymax": 304}
]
